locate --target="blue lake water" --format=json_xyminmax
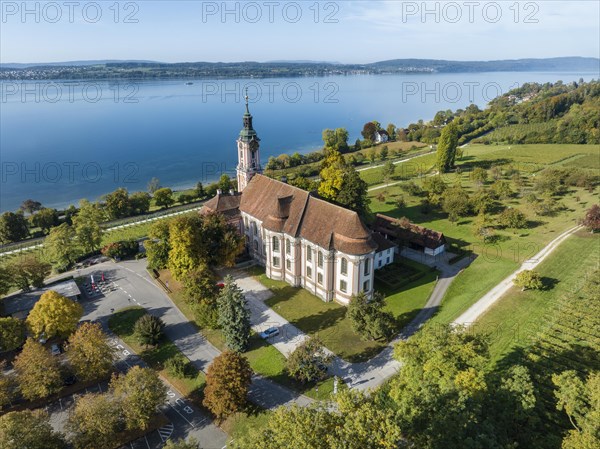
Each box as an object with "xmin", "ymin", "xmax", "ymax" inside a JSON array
[{"xmin": 0, "ymin": 72, "xmax": 596, "ymax": 212}]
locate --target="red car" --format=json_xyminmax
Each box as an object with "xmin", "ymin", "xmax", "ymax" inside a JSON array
[{"xmin": 216, "ymin": 282, "xmax": 225, "ymax": 289}]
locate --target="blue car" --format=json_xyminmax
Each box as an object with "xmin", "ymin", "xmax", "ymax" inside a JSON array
[{"xmin": 260, "ymin": 327, "xmax": 280, "ymax": 339}]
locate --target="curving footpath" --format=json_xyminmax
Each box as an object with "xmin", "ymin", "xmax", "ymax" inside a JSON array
[{"xmin": 452, "ymin": 225, "xmax": 582, "ymax": 327}]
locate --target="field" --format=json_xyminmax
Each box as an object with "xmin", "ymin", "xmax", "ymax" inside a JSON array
[
  {"xmin": 490, "ymin": 260, "xmax": 600, "ymax": 441},
  {"xmin": 366, "ymin": 144, "xmax": 600, "ymax": 325},
  {"xmin": 474, "ymin": 230, "xmax": 600, "ymax": 365}
]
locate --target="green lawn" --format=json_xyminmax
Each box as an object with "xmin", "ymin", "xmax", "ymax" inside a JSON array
[
  {"xmin": 107, "ymin": 306, "xmax": 206, "ymax": 402},
  {"xmin": 250, "ymin": 267, "xmax": 386, "ymax": 363},
  {"xmin": 360, "ymin": 152, "xmax": 437, "ymax": 186},
  {"xmin": 473, "ymin": 230, "xmax": 600, "ymax": 365},
  {"xmin": 380, "ymin": 269, "xmax": 438, "ymax": 329},
  {"xmin": 248, "ymin": 264, "xmax": 435, "ymax": 363},
  {"xmin": 368, "ymin": 143, "xmax": 600, "ymax": 325}
]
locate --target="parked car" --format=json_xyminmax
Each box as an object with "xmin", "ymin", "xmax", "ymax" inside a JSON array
[
  {"xmin": 38, "ymin": 333, "xmax": 47, "ymax": 344},
  {"xmin": 51, "ymin": 344, "xmax": 62, "ymax": 356},
  {"xmin": 259, "ymin": 327, "xmax": 280, "ymax": 339},
  {"xmin": 216, "ymin": 282, "xmax": 225, "ymax": 289}
]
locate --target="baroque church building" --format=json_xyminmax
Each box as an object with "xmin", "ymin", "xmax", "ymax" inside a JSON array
[{"xmin": 202, "ymin": 98, "xmax": 396, "ymax": 305}]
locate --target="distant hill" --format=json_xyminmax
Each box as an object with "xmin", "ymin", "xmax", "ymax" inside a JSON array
[
  {"xmin": 1, "ymin": 60, "xmax": 161, "ymax": 69},
  {"xmin": 367, "ymin": 57, "xmax": 600, "ymax": 73},
  {"xmin": 1, "ymin": 57, "xmax": 598, "ymax": 80}
]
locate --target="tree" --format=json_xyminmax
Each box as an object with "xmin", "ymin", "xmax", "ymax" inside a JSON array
[
  {"xmin": 20, "ymin": 199, "xmax": 42, "ymax": 214},
  {"xmin": 167, "ymin": 213, "xmax": 244, "ymax": 280},
  {"xmin": 44, "ymin": 223, "xmax": 80, "ymax": 270},
  {"xmin": 147, "ymin": 177, "xmax": 161, "ymax": 193},
  {"xmin": 234, "ymin": 391, "xmax": 402, "ymax": 449},
  {"xmin": 66, "ymin": 393, "xmax": 122, "ymax": 449},
  {"xmin": 73, "ymin": 199, "xmax": 104, "ymax": 253},
  {"xmin": 491, "ymin": 180, "xmax": 513, "ymax": 199},
  {"xmin": 217, "ymin": 174, "xmax": 233, "ymax": 192},
  {"xmin": 552, "ymin": 371, "xmax": 600, "ymax": 449},
  {"xmin": 381, "ymin": 160, "xmax": 395, "ymax": 183},
  {"xmin": 67, "ymin": 322, "xmax": 114, "ymax": 381},
  {"xmin": 0, "ymin": 410, "xmax": 66, "ymax": 449},
  {"xmin": 178, "ymin": 193, "xmax": 193, "ymax": 204},
  {"xmin": 203, "ymin": 350, "xmax": 252, "ymax": 419},
  {"xmin": 30, "ymin": 207, "xmax": 59, "ymax": 234},
  {"xmin": 379, "ymin": 145, "xmax": 389, "ymax": 160},
  {"xmin": 0, "ymin": 317, "xmax": 25, "ymax": 352},
  {"xmin": 0, "ymin": 361, "xmax": 16, "ymax": 409},
  {"xmin": 183, "ymin": 264, "xmax": 219, "ymax": 328},
  {"xmin": 167, "ymin": 215, "xmax": 204, "ymax": 279},
  {"xmin": 318, "ymin": 150, "xmax": 370, "ymax": 217},
  {"xmin": 441, "ymin": 187, "xmax": 471, "ymax": 222},
  {"xmin": 499, "ymin": 208, "xmax": 528, "ymax": 229},
  {"xmin": 470, "ymin": 189, "xmax": 494, "ymax": 214},
  {"xmin": 386, "ymin": 123, "xmax": 397, "ymax": 140},
  {"xmin": 217, "ymin": 276, "xmax": 251, "ymax": 352},
  {"xmin": 286, "ymin": 337, "xmax": 332, "ymax": 383},
  {"xmin": 472, "ymin": 213, "xmax": 495, "ymax": 242},
  {"xmin": 194, "ymin": 181, "xmax": 205, "ymax": 199},
  {"xmin": 104, "ymin": 187, "xmax": 131, "ymax": 219},
  {"xmin": 154, "ymin": 187, "xmax": 175, "ymax": 209},
  {"xmin": 130, "ymin": 191, "xmax": 151, "ymax": 215},
  {"xmin": 8, "ymin": 255, "xmax": 51, "ymax": 291},
  {"xmin": 390, "ymin": 325, "xmax": 491, "ymax": 448},
  {"xmin": 134, "ymin": 314, "xmax": 165, "ymax": 348},
  {"xmin": 581, "ymin": 204, "xmax": 600, "ymax": 232},
  {"xmin": 13, "ymin": 338, "xmax": 63, "ymax": 401},
  {"xmin": 361, "ymin": 121, "xmax": 378, "ymax": 141},
  {"xmin": 348, "ymin": 292, "xmax": 395, "ymax": 341},
  {"xmin": 26, "ymin": 290, "xmax": 84, "ymax": 339},
  {"xmin": 145, "ymin": 219, "xmax": 171, "ymax": 269},
  {"xmin": 0, "ymin": 266, "xmax": 11, "ymax": 296},
  {"xmin": 0, "ymin": 211, "xmax": 29, "ymax": 244},
  {"xmin": 110, "ymin": 366, "xmax": 167, "ymax": 430},
  {"xmin": 436, "ymin": 121, "xmax": 459, "ymax": 173},
  {"xmin": 514, "ymin": 270, "xmax": 543, "ymax": 291},
  {"xmin": 470, "ymin": 167, "xmax": 488, "ymax": 186},
  {"xmin": 422, "ymin": 176, "xmax": 447, "ymax": 205}
]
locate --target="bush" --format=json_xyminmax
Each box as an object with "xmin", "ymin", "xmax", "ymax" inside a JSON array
[
  {"xmin": 165, "ymin": 354, "xmax": 192, "ymax": 378},
  {"xmin": 101, "ymin": 240, "xmax": 139, "ymax": 260},
  {"xmin": 499, "ymin": 208, "xmax": 528, "ymax": 229},
  {"xmin": 134, "ymin": 314, "xmax": 165, "ymax": 347}
]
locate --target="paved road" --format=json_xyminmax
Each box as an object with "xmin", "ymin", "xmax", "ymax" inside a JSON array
[{"xmin": 453, "ymin": 225, "xmax": 582, "ymax": 327}]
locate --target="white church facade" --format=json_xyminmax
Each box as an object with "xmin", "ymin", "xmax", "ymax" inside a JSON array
[{"xmin": 202, "ymin": 97, "xmax": 396, "ymax": 304}]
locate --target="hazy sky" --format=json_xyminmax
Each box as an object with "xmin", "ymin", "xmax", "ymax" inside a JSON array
[{"xmin": 2, "ymin": 1, "xmax": 599, "ymax": 63}]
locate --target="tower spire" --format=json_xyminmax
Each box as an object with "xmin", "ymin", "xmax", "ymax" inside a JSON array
[{"xmin": 236, "ymin": 91, "xmax": 262, "ymax": 192}]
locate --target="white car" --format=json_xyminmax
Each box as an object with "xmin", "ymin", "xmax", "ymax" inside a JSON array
[{"xmin": 259, "ymin": 327, "xmax": 280, "ymax": 339}]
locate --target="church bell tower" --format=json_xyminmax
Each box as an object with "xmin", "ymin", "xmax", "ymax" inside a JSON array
[{"xmin": 236, "ymin": 90, "xmax": 262, "ymax": 191}]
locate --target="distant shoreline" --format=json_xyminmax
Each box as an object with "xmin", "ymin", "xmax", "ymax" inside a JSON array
[{"xmin": 2, "ymin": 57, "xmax": 598, "ymax": 81}]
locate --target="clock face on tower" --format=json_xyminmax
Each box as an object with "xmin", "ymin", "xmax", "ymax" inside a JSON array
[{"xmin": 250, "ymin": 140, "xmax": 259, "ymax": 151}]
